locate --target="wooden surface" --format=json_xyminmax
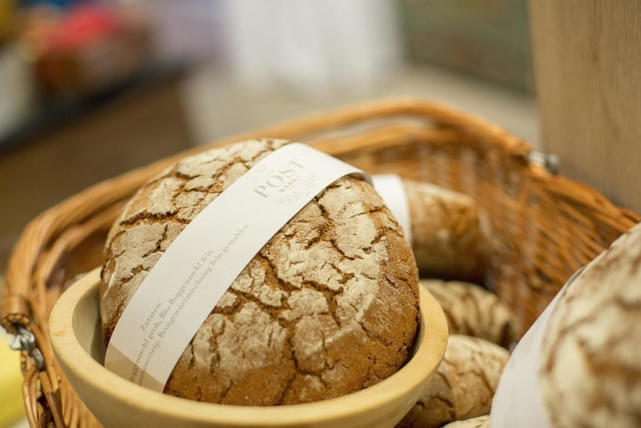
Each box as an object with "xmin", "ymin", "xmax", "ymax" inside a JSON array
[
  {"xmin": 530, "ymin": 0, "xmax": 641, "ymax": 213},
  {"xmin": 49, "ymin": 269, "xmax": 448, "ymax": 428}
]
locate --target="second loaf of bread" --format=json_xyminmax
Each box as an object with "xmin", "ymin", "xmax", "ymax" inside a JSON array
[{"xmin": 403, "ymin": 179, "xmax": 489, "ymax": 281}]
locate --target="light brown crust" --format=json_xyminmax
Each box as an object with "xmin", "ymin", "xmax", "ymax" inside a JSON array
[
  {"xmin": 420, "ymin": 279, "xmax": 521, "ymax": 348},
  {"xmin": 404, "ymin": 180, "xmax": 489, "ymax": 281},
  {"xmin": 100, "ymin": 139, "xmax": 419, "ymax": 405},
  {"xmin": 397, "ymin": 335, "xmax": 508, "ymax": 428},
  {"xmin": 540, "ymin": 224, "xmax": 641, "ymax": 428}
]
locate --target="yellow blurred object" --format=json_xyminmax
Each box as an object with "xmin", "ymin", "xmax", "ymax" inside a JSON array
[
  {"xmin": 0, "ymin": 326, "xmax": 24, "ymax": 427},
  {"xmin": 0, "ymin": 0, "xmax": 18, "ymax": 44}
]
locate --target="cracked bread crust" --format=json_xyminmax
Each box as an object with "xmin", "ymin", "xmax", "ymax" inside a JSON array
[
  {"xmin": 540, "ymin": 224, "xmax": 641, "ymax": 428},
  {"xmin": 397, "ymin": 335, "xmax": 508, "ymax": 428},
  {"xmin": 420, "ymin": 280, "xmax": 521, "ymax": 348},
  {"xmin": 100, "ymin": 139, "xmax": 419, "ymax": 405},
  {"xmin": 403, "ymin": 180, "xmax": 489, "ymax": 282}
]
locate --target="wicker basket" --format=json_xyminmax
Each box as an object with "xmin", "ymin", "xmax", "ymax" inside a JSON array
[{"xmin": 1, "ymin": 98, "xmax": 638, "ymax": 428}]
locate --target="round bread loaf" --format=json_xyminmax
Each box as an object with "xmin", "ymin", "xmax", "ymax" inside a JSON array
[
  {"xmin": 540, "ymin": 223, "xmax": 641, "ymax": 428},
  {"xmin": 397, "ymin": 335, "xmax": 508, "ymax": 428},
  {"xmin": 100, "ymin": 139, "xmax": 419, "ymax": 405},
  {"xmin": 403, "ymin": 180, "xmax": 489, "ymax": 281},
  {"xmin": 420, "ymin": 279, "xmax": 521, "ymax": 348}
]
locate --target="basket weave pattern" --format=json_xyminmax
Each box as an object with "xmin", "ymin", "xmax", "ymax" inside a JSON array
[{"xmin": 1, "ymin": 99, "xmax": 637, "ymax": 427}]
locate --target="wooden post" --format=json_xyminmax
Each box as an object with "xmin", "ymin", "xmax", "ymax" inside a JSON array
[{"xmin": 529, "ymin": 0, "xmax": 641, "ymax": 213}]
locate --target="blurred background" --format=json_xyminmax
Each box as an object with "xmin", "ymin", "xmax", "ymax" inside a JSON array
[
  {"xmin": 0, "ymin": 0, "xmax": 538, "ymax": 269},
  {"xmin": 0, "ymin": 1, "xmax": 537, "ymax": 425}
]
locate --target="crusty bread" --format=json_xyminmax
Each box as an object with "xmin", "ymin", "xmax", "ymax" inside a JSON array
[
  {"xmin": 403, "ymin": 180, "xmax": 489, "ymax": 281},
  {"xmin": 398, "ymin": 335, "xmax": 508, "ymax": 428},
  {"xmin": 540, "ymin": 223, "xmax": 641, "ymax": 428},
  {"xmin": 420, "ymin": 279, "xmax": 521, "ymax": 348},
  {"xmin": 100, "ymin": 139, "xmax": 419, "ymax": 405}
]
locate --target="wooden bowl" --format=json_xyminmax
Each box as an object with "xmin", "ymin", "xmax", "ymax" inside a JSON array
[{"xmin": 50, "ymin": 268, "xmax": 448, "ymax": 428}]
